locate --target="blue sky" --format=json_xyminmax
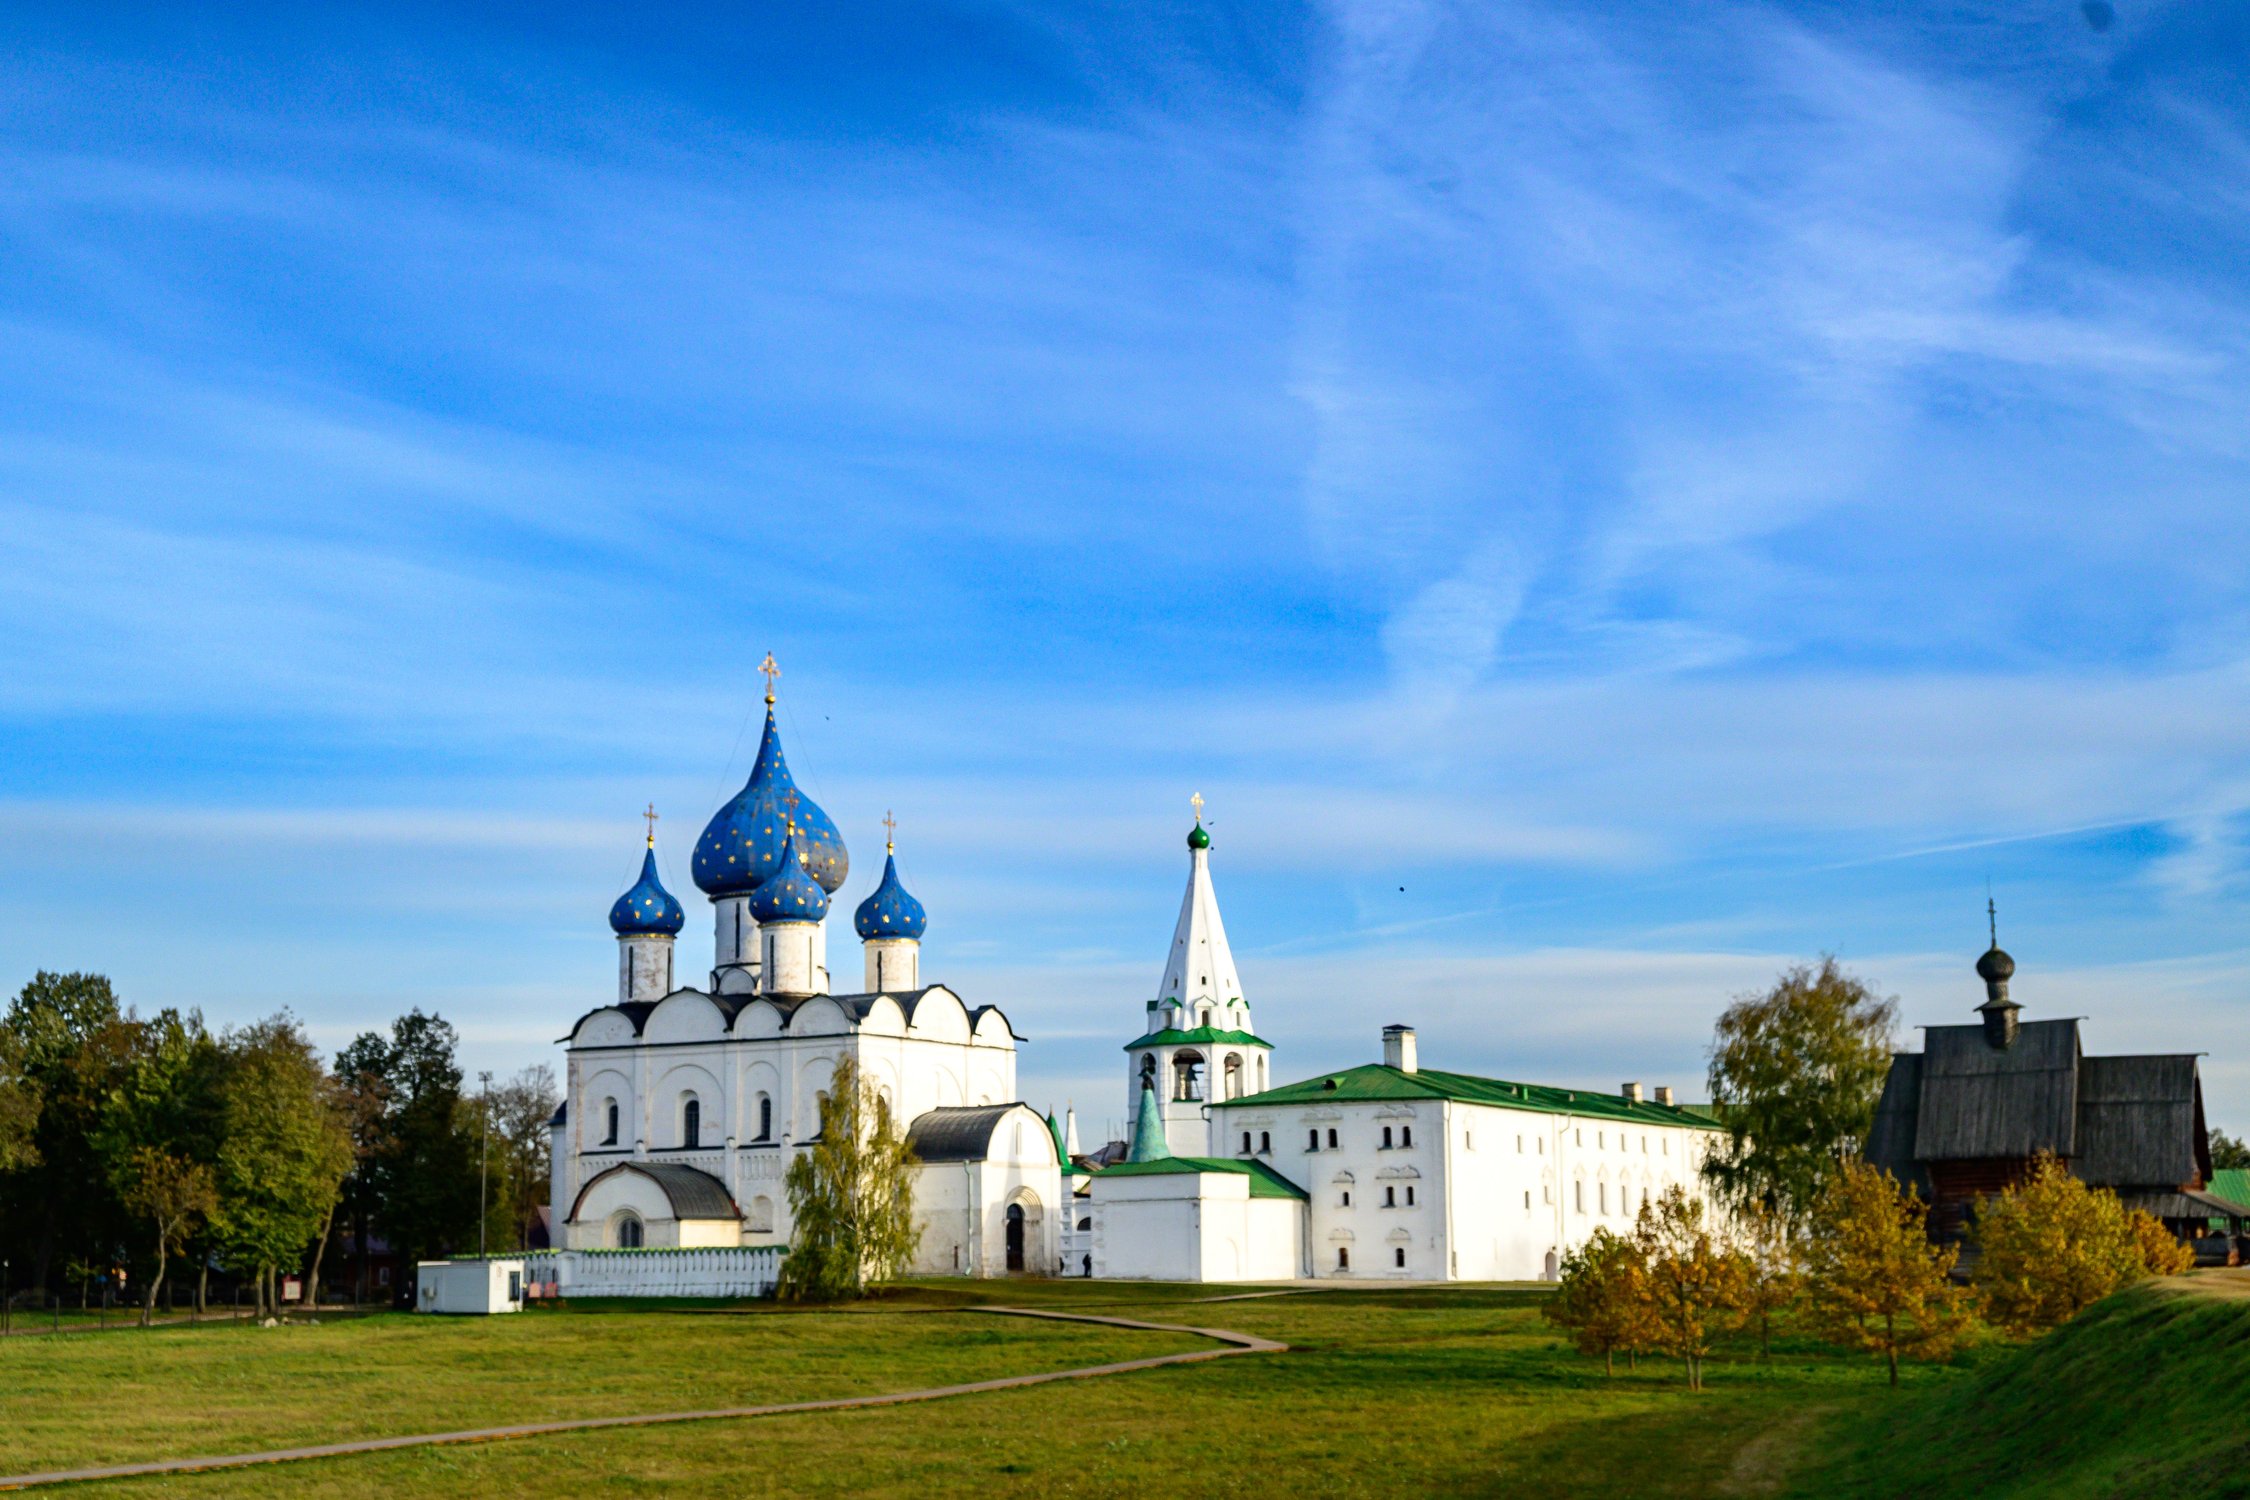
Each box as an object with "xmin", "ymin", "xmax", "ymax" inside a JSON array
[{"xmin": 3, "ymin": 2, "xmax": 2247, "ymax": 1141}]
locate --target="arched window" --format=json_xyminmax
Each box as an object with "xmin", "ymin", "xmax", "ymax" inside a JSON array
[
  {"xmin": 1406, "ymin": 1185, "xmax": 1416, "ymax": 1206},
  {"xmin": 1172, "ymin": 1050, "xmax": 1204, "ymax": 1102},
  {"xmin": 1257, "ymin": 1055, "xmax": 1267, "ymax": 1090},
  {"xmin": 1326, "ymin": 1128, "xmax": 1338, "ymax": 1149},
  {"xmin": 1384, "ymin": 1186, "xmax": 1396, "ymax": 1207},
  {"xmin": 1077, "ymin": 1217, "xmax": 1092, "ymax": 1232},
  {"xmin": 1599, "ymin": 1182, "xmax": 1608, "ymax": 1214},
  {"xmin": 1575, "ymin": 1180, "xmax": 1585, "ymax": 1214},
  {"xmin": 1337, "ymin": 1247, "xmax": 1350, "ymax": 1270},
  {"xmin": 602, "ymin": 1098, "xmax": 619, "ymax": 1146},
  {"xmin": 1308, "ymin": 1127, "xmax": 1319, "ymax": 1150},
  {"xmin": 1401, "ymin": 1126, "xmax": 1413, "ymax": 1147},
  {"xmin": 756, "ymin": 1094, "xmax": 773, "ymax": 1141},
  {"xmin": 1381, "ymin": 1126, "xmax": 1394, "ymax": 1149},
  {"xmin": 1241, "ymin": 1131, "xmax": 1252, "ymax": 1154},
  {"xmin": 1259, "ymin": 1131, "xmax": 1271, "ymax": 1154},
  {"xmin": 681, "ymin": 1094, "xmax": 701, "ymax": 1149},
  {"xmin": 1223, "ymin": 1053, "xmax": 1243, "ymax": 1100},
  {"xmin": 1341, "ymin": 1190, "xmax": 1351, "ymax": 1207},
  {"xmin": 614, "ymin": 1213, "xmax": 643, "ymax": 1249},
  {"xmin": 1394, "ymin": 1247, "xmax": 1406, "ymax": 1269}
]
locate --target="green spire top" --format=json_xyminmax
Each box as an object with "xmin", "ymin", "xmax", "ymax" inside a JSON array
[
  {"xmin": 1046, "ymin": 1108, "xmax": 1068, "ymax": 1166},
  {"xmin": 1186, "ymin": 791, "xmax": 1210, "ymax": 850},
  {"xmin": 1128, "ymin": 1082, "xmax": 1172, "ymax": 1162}
]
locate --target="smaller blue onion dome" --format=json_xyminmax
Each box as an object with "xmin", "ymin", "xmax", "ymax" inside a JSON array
[
  {"xmin": 609, "ymin": 843, "xmax": 685, "ymax": 936},
  {"xmin": 854, "ymin": 851, "xmax": 928, "ymax": 941},
  {"xmin": 748, "ymin": 824, "xmax": 829, "ymax": 924}
]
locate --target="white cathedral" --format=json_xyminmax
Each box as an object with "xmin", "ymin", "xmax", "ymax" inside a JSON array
[{"xmin": 548, "ymin": 669, "xmax": 1721, "ymax": 1285}]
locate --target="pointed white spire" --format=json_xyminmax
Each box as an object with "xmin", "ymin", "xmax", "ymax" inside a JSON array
[
  {"xmin": 1064, "ymin": 1105, "xmax": 1081, "ymax": 1158},
  {"xmin": 1157, "ymin": 797, "xmax": 1244, "ymax": 1022}
]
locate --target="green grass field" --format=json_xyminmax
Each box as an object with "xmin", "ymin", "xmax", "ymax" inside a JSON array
[{"xmin": 3, "ymin": 1273, "xmax": 2243, "ymax": 1497}]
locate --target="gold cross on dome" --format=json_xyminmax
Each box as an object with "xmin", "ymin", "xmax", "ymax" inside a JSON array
[
  {"xmin": 643, "ymin": 803, "xmax": 659, "ymax": 846},
  {"xmin": 882, "ymin": 809, "xmax": 897, "ymax": 853},
  {"xmin": 758, "ymin": 651, "xmax": 781, "ymax": 705},
  {"xmin": 1190, "ymin": 791, "xmax": 1205, "ymax": 824},
  {"xmin": 780, "ymin": 788, "xmax": 801, "ymax": 834}
]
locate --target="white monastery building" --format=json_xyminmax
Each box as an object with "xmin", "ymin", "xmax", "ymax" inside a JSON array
[{"xmin": 545, "ymin": 665, "xmax": 1719, "ymax": 1291}]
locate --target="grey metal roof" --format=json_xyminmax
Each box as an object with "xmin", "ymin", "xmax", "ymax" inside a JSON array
[
  {"xmin": 2074, "ymin": 1054, "xmax": 2204, "ymax": 1188},
  {"xmin": 567, "ymin": 1161, "xmax": 739, "ymax": 1223},
  {"xmin": 2120, "ymin": 1187, "xmax": 2250, "ymax": 1223},
  {"xmin": 1912, "ymin": 1019, "xmax": 2081, "ymax": 1161},
  {"xmin": 904, "ymin": 1104, "xmax": 1022, "ymax": 1163}
]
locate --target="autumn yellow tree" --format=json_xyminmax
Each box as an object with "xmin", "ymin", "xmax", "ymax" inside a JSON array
[
  {"xmin": 1543, "ymin": 1227, "xmax": 1656, "ymax": 1374},
  {"xmin": 1634, "ymin": 1185, "xmax": 1752, "ymax": 1391},
  {"xmin": 1738, "ymin": 1200, "xmax": 1800, "ymax": 1361},
  {"xmin": 2127, "ymin": 1207, "xmax": 2194, "ymax": 1276},
  {"xmin": 1803, "ymin": 1160, "xmax": 1973, "ymax": 1385},
  {"xmin": 1972, "ymin": 1154, "xmax": 2157, "ymax": 1335}
]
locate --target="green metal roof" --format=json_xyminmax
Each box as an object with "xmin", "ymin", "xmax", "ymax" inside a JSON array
[
  {"xmin": 1216, "ymin": 1063, "xmax": 1723, "ymax": 1130},
  {"xmin": 2209, "ymin": 1168, "xmax": 2250, "ymax": 1210},
  {"xmin": 1092, "ymin": 1155, "xmax": 1309, "ymax": 1200},
  {"xmin": 1124, "ymin": 1025, "xmax": 1272, "ymax": 1051}
]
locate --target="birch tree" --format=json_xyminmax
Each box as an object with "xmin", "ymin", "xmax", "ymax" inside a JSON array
[{"xmin": 779, "ymin": 1058, "xmax": 920, "ymax": 1301}]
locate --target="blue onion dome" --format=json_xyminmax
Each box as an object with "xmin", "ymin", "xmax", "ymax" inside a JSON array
[
  {"xmin": 610, "ymin": 842, "xmax": 685, "ymax": 936},
  {"xmin": 854, "ymin": 851, "xmax": 928, "ymax": 941},
  {"xmin": 691, "ymin": 708, "xmax": 850, "ymax": 897},
  {"xmin": 748, "ymin": 824, "xmax": 830, "ymax": 923}
]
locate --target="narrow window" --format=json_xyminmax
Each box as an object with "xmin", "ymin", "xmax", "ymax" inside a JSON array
[
  {"xmin": 1394, "ymin": 1247, "xmax": 1406, "ymax": 1269},
  {"xmin": 603, "ymin": 1099, "xmax": 619, "ymax": 1145},
  {"xmin": 1538, "ymin": 1137, "xmax": 1545, "ymax": 1156},
  {"xmin": 1663, "ymin": 1139, "xmax": 1670, "ymax": 1156},
  {"xmin": 1341, "ymin": 1190, "xmax": 1352, "ymax": 1207},
  {"xmin": 1308, "ymin": 1128, "xmax": 1319, "ymax": 1150},
  {"xmin": 1402, "ymin": 1126, "xmax": 1413, "ymax": 1147},
  {"xmin": 1575, "ymin": 1129, "xmax": 1582, "ymax": 1147},
  {"xmin": 1338, "ymin": 1247, "xmax": 1350, "ymax": 1270},
  {"xmin": 1465, "ymin": 1131, "xmax": 1474, "ymax": 1150},
  {"xmin": 1259, "ymin": 1131, "xmax": 1271, "ymax": 1153},
  {"xmin": 683, "ymin": 1097, "xmax": 701, "ymax": 1149},
  {"xmin": 1242, "ymin": 1131, "xmax": 1252, "ymax": 1154},
  {"xmin": 1575, "ymin": 1180, "xmax": 1584, "ymax": 1214},
  {"xmin": 757, "ymin": 1095, "xmax": 772, "ymax": 1140},
  {"xmin": 1384, "ymin": 1185, "xmax": 1396, "ymax": 1207},
  {"xmin": 1381, "ymin": 1126, "xmax": 1394, "ymax": 1149},
  {"xmin": 1517, "ymin": 1134, "xmax": 1524, "ymax": 1153},
  {"xmin": 1406, "ymin": 1185, "xmax": 1416, "ymax": 1206},
  {"xmin": 1524, "ymin": 1190, "xmax": 1531, "ymax": 1210},
  {"xmin": 1599, "ymin": 1182, "xmax": 1608, "ymax": 1213},
  {"xmin": 1598, "ymin": 1131, "xmax": 1604, "ymax": 1149},
  {"xmin": 1327, "ymin": 1127, "xmax": 1338, "ymax": 1149}
]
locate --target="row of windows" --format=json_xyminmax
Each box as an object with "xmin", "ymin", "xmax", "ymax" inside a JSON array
[
  {"xmin": 1334, "ymin": 1184, "xmax": 1415, "ymax": 1208},
  {"xmin": 599, "ymin": 1093, "xmax": 779, "ymax": 1149},
  {"xmin": 1333, "ymin": 1247, "xmax": 1409, "ymax": 1270},
  {"xmin": 1514, "ymin": 1128, "xmax": 1671, "ymax": 1157}
]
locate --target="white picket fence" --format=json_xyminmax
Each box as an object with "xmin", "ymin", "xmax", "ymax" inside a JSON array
[{"xmin": 523, "ymin": 1245, "xmax": 786, "ymax": 1300}]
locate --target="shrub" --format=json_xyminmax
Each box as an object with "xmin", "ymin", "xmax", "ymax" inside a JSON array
[{"xmin": 1972, "ymin": 1154, "xmax": 2152, "ymax": 1336}]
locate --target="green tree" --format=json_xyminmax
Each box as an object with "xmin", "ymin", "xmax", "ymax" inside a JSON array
[
  {"xmin": 0, "ymin": 1020, "xmax": 41, "ymax": 1175},
  {"xmin": 1704, "ymin": 958, "xmax": 1898, "ymax": 1229},
  {"xmin": 1972, "ymin": 1153, "xmax": 2150, "ymax": 1336},
  {"xmin": 2208, "ymin": 1129, "xmax": 2250, "ymax": 1171},
  {"xmin": 779, "ymin": 1058, "xmax": 919, "ymax": 1301},
  {"xmin": 490, "ymin": 1065, "xmax": 559, "ymax": 1252},
  {"xmin": 2, "ymin": 972, "xmax": 141, "ymax": 1290},
  {"xmin": 1738, "ymin": 1199, "xmax": 1802, "ymax": 1361},
  {"xmin": 93, "ymin": 1008, "xmax": 225, "ymax": 1314},
  {"xmin": 121, "ymin": 1148, "xmax": 216, "ymax": 1325},
  {"xmin": 337, "ymin": 1012, "xmax": 480, "ymax": 1299},
  {"xmin": 1803, "ymin": 1160, "xmax": 1973, "ymax": 1386},
  {"xmin": 1634, "ymin": 1186, "xmax": 1753, "ymax": 1391},
  {"xmin": 208, "ymin": 1016, "xmax": 352, "ymax": 1317},
  {"xmin": 1543, "ymin": 1227, "xmax": 1657, "ymax": 1374}
]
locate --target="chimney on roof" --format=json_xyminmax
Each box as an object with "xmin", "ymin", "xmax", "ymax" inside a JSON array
[
  {"xmin": 1654, "ymin": 1086, "xmax": 1675, "ymax": 1107},
  {"xmin": 1621, "ymin": 1082, "xmax": 1643, "ymax": 1104},
  {"xmin": 1382, "ymin": 1024, "xmax": 1418, "ymax": 1074}
]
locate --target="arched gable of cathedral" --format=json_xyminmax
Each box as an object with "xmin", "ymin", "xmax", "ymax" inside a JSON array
[
  {"xmin": 644, "ymin": 991, "xmax": 728, "ymax": 1043},
  {"xmin": 732, "ymin": 997, "xmax": 788, "ymax": 1038},
  {"xmin": 900, "ymin": 987, "xmax": 970, "ymax": 1041},
  {"xmin": 789, "ymin": 995, "xmax": 852, "ymax": 1036}
]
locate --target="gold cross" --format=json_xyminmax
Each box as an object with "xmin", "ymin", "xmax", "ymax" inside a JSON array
[
  {"xmin": 1190, "ymin": 791, "xmax": 1205, "ymax": 824},
  {"xmin": 882, "ymin": 809, "xmax": 897, "ymax": 853},
  {"xmin": 758, "ymin": 651, "xmax": 781, "ymax": 705},
  {"xmin": 781, "ymin": 788, "xmax": 801, "ymax": 835},
  {"xmin": 643, "ymin": 803, "xmax": 659, "ymax": 846}
]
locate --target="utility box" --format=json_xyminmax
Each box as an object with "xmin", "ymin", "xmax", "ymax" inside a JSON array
[{"xmin": 415, "ymin": 1258, "xmax": 526, "ymax": 1316}]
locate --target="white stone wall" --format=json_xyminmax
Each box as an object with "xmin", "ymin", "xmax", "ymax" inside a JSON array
[
  {"xmin": 559, "ymin": 984, "xmax": 1025, "ymax": 1262},
  {"xmin": 1088, "ymin": 1170, "xmax": 1305, "ymax": 1282},
  {"xmin": 907, "ymin": 1108, "xmax": 1062, "ymax": 1277},
  {"xmin": 1213, "ymin": 1096, "xmax": 1718, "ymax": 1281}
]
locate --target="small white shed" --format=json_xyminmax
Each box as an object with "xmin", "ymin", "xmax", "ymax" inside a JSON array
[{"xmin": 415, "ymin": 1258, "xmax": 527, "ymax": 1315}]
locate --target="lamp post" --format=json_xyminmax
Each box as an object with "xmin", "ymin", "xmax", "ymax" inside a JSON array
[{"xmin": 478, "ymin": 1070, "xmax": 494, "ymax": 1258}]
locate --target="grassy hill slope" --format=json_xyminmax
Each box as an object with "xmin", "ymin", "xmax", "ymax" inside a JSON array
[{"xmin": 1817, "ymin": 1271, "xmax": 2250, "ymax": 1498}]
